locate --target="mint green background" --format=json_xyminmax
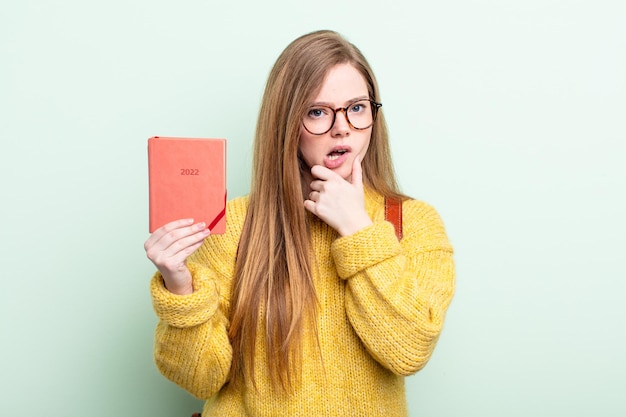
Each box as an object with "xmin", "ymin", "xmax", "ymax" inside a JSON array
[{"xmin": 2, "ymin": 1, "xmax": 625, "ymax": 416}]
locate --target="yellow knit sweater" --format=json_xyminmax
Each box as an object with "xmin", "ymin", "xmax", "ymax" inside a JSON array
[{"xmin": 151, "ymin": 191, "xmax": 455, "ymax": 416}]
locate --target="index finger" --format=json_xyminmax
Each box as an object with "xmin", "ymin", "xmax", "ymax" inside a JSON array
[
  {"xmin": 145, "ymin": 218, "xmax": 194, "ymax": 247},
  {"xmin": 310, "ymin": 165, "xmax": 339, "ymax": 181}
]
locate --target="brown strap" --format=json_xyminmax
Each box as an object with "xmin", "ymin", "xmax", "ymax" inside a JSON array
[{"xmin": 384, "ymin": 197, "xmax": 403, "ymax": 241}]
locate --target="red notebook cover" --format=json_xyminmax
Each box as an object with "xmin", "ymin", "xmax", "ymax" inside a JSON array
[{"xmin": 148, "ymin": 136, "xmax": 226, "ymax": 233}]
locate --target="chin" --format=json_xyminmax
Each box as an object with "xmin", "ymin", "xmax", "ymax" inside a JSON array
[{"xmin": 337, "ymin": 168, "xmax": 352, "ymax": 181}]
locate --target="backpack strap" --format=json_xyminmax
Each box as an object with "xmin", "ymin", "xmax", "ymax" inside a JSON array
[{"xmin": 384, "ymin": 197, "xmax": 403, "ymax": 241}]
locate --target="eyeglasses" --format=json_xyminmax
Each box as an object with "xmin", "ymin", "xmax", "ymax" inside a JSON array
[{"xmin": 302, "ymin": 99, "xmax": 382, "ymax": 135}]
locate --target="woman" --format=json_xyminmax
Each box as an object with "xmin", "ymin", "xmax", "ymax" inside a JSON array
[{"xmin": 145, "ymin": 30, "xmax": 455, "ymax": 416}]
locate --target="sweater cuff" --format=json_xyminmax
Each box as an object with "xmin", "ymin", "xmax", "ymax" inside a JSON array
[
  {"xmin": 150, "ymin": 262, "xmax": 220, "ymax": 328},
  {"xmin": 331, "ymin": 221, "xmax": 402, "ymax": 279}
]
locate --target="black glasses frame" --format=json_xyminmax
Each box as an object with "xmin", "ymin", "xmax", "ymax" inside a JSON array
[{"xmin": 302, "ymin": 99, "xmax": 383, "ymax": 135}]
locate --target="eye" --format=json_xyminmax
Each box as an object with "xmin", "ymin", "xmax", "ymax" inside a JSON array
[
  {"xmin": 349, "ymin": 101, "xmax": 369, "ymax": 113},
  {"xmin": 307, "ymin": 107, "xmax": 329, "ymax": 118}
]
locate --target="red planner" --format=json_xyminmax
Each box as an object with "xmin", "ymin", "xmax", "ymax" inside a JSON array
[{"xmin": 148, "ymin": 136, "xmax": 226, "ymax": 233}]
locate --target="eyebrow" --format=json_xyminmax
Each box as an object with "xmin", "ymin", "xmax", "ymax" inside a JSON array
[{"xmin": 309, "ymin": 96, "xmax": 370, "ymax": 107}]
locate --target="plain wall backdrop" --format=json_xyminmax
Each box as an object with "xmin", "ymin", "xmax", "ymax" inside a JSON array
[{"xmin": 1, "ymin": 1, "xmax": 625, "ymax": 416}]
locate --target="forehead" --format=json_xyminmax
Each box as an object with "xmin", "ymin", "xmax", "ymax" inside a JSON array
[{"xmin": 312, "ymin": 63, "xmax": 368, "ymax": 104}]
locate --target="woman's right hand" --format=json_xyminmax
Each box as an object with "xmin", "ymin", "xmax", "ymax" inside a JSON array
[{"xmin": 144, "ymin": 219, "xmax": 211, "ymax": 295}]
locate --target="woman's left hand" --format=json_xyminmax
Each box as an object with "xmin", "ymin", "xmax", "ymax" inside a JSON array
[{"xmin": 304, "ymin": 156, "xmax": 373, "ymax": 236}]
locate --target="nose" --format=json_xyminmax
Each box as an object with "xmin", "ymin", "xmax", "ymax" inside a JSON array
[{"xmin": 331, "ymin": 109, "xmax": 350, "ymax": 137}]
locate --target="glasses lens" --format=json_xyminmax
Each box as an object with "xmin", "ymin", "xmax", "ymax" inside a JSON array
[
  {"xmin": 346, "ymin": 100, "xmax": 374, "ymax": 130},
  {"xmin": 303, "ymin": 106, "xmax": 334, "ymax": 135}
]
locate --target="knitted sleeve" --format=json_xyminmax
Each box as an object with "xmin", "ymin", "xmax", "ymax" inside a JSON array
[
  {"xmin": 151, "ymin": 197, "xmax": 247, "ymax": 399},
  {"xmin": 331, "ymin": 199, "xmax": 455, "ymax": 375},
  {"xmin": 151, "ymin": 263, "xmax": 232, "ymax": 399}
]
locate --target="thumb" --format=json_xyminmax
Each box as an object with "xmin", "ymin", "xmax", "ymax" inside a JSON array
[{"xmin": 351, "ymin": 155, "xmax": 363, "ymax": 186}]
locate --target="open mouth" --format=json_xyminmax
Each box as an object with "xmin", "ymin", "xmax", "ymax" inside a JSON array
[{"xmin": 327, "ymin": 149, "xmax": 348, "ymax": 161}]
